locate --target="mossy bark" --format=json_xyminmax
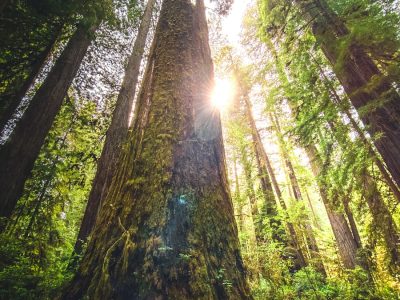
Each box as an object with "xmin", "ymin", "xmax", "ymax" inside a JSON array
[
  {"xmin": 62, "ymin": 1, "xmax": 251, "ymax": 299},
  {"xmin": 74, "ymin": 0, "xmax": 156, "ymax": 256}
]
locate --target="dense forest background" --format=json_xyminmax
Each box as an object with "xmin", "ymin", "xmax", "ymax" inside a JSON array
[{"xmin": 0, "ymin": 0, "xmax": 399, "ymax": 299}]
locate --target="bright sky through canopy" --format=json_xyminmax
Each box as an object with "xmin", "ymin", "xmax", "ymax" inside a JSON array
[
  {"xmin": 211, "ymin": 77, "xmax": 235, "ymax": 111},
  {"xmin": 221, "ymin": 1, "xmax": 249, "ymax": 45}
]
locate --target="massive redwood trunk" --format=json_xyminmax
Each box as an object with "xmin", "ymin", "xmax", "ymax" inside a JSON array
[
  {"xmin": 62, "ymin": 1, "xmax": 250, "ymax": 298},
  {"xmin": 295, "ymin": 0, "xmax": 400, "ymax": 189},
  {"xmin": 0, "ymin": 23, "xmax": 98, "ymax": 218},
  {"xmin": 74, "ymin": 0, "xmax": 156, "ymax": 256}
]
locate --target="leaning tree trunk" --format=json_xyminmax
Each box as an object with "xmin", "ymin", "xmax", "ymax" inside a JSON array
[
  {"xmin": 74, "ymin": 0, "xmax": 156, "ymax": 256},
  {"xmin": 0, "ymin": 22, "xmax": 98, "ymax": 218},
  {"xmin": 62, "ymin": 1, "xmax": 251, "ymax": 299},
  {"xmin": 0, "ymin": 24, "xmax": 62, "ymax": 133},
  {"xmin": 295, "ymin": 0, "xmax": 400, "ymax": 189}
]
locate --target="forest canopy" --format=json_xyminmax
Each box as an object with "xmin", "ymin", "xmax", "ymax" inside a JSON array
[{"xmin": 0, "ymin": 0, "xmax": 399, "ymax": 299}]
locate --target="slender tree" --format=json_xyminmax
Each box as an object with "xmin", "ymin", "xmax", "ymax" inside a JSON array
[
  {"xmin": 271, "ymin": 112, "xmax": 326, "ymax": 275},
  {"xmin": 239, "ymin": 91, "xmax": 308, "ymax": 271},
  {"xmin": 0, "ymin": 25, "xmax": 62, "ymax": 132},
  {"xmin": 62, "ymin": 0, "xmax": 251, "ymax": 298},
  {"xmin": 0, "ymin": 22, "xmax": 99, "ymax": 218},
  {"xmin": 74, "ymin": 0, "xmax": 157, "ymax": 256}
]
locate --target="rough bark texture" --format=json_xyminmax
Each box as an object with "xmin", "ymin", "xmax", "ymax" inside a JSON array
[
  {"xmin": 0, "ymin": 25, "xmax": 62, "ymax": 133},
  {"xmin": 305, "ymin": 145, "xmax": 360, "ymax": 269},
  {"xmin": 74, "ymin": 0, "xmax": 156, "ymax": 255},
  {"xmin": 0, "ymin": 23, "xmax": 97, "ymax": 218},
  {"xmin": 296, "ymin": 0, "xmax": 400, "ymax": 189},
  {"xmin": 62, "ymin": 1, "xmax": 251, "ymax": 299}
]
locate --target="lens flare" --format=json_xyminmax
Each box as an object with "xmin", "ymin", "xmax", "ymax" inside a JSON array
[{"xmin": 211, "ymin": 78, "xmax": 235, "ymax": 111}]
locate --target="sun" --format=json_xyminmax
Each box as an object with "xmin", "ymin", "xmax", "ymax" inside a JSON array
[{"xmin": 211, "ymin": 77, "xmax": 235, "ymax": 111}]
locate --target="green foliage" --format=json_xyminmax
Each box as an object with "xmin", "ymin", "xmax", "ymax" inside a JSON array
[{"xmin": 0, "ymin": 94, "xmax": 110, "ymax": 299}]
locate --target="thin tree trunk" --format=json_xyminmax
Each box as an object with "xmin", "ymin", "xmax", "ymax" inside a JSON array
[
  {"xmin": 74, "ymin": 0, "xmax": 156, "ymax": 256},
  {"xmin": 239, "ymin": 144, "xmax": 259, "ymax": 220},
  {"xmin": 271, "ymin": 112, "xmax": 326, "ymax": 275},
  {"xmin": 264, "ymin": 35, "xmax": 362, "ymax": 270},
  {"xmin": 62, "ymin": 1, "xmax": 251, "ymax": 298},
  {"xmin": 295, "ymin": 0, "xmax": 400, "ymax": 189},
  {"xmin": 241, "ymin": 95, "xmax": 307, "ymax": 270},
  {"xmin": 233, "ymin": 153, "xmax": 245, "ymax": 232},
  {"xmin": 304, "ymin": 189, "xmax": 321, "ymax": 230},
  {"xmin": 0, "ymin": 25, "xmax": 62, "ymax": 133},
  {"xmin": 305, "ymin": 144, "xmax": 360, "ymax": 269},
  {"xmin": 342, "ymin": 196, "xmax": 362, "ymax": 248},
  {"xmin": 0, "ymin": 22, "xmax": 98, "ymax": 218}
]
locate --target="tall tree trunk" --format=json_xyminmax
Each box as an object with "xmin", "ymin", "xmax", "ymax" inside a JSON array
[
  {"xmin": 311, "ymin": 54, "xmax": 400, "ymax": 203},
  {"xmin": 74, "ymin": 0, "xmax": 156, "ymax": 256},
  {"xmin": 233, "ymin": 153, "xmax": 245, "ymax": 232},
  {"xmin": 0, "ymin": 24, "xmax": 62, "ymax": 133},
  {"xmin": 295, "ymin": 0, "xmax": 400, "ymax": 189},
  {"xmin": 62, "ymin": 1, "xmax": 251, "ymax": 298},
  {"xmin": 342, "ymin": 196, "xmax": 362, "ymax": 249},
  {"xmin": 271, "ymin": 112, "xmax": 326, "ymax": 275},
  {"xmin": 305, "ymin": 145, "xmax": 360, "ymax": 269},
  {"xmin": 242, "ymin": 95, "xmax": 307, "ymax": 270},
  {"xmin": 239, "ymin": 144, "xmax": 259, "ymax": 221},
  {"xmin": 264, "ymin": 35, "xmax": 363, "ymax": 270},
  {"xmin": 0, "ymin": 22, "xmax": 98, "ymax": 218}
]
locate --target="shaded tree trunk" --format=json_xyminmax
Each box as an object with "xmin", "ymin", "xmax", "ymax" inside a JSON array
[
  {"xmin": 0, "ymin": 24, "xmax": 62, "ymax": 133},
  {"xmin": 74, "ymin": 0, "xmax": 156, "ymax": 256},
  {"xmin": 62, "ymin": 1, "xmax": 251, "ymax": 298},
  {"xmin": 0, "ymin": 22, "xmax": 98, "ymax": 218},
  {"xmin": 342, "ymin": 196, "xmax": 362, "ymax": 249},
  {"xmin": 0, "ymin": 0, "xmax": 9, "ymax": 14},
  {"xmin": 295, "ymin": 0, "xmax": 400, "ymax": 190}
]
